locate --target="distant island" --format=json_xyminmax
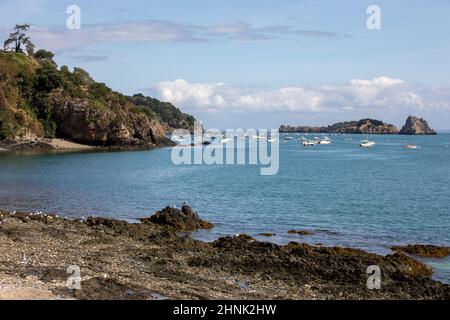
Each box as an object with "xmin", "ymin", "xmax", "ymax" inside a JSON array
[{"xmin": 280, "ymin": 116, "xmax": 437, "ymax": 135}]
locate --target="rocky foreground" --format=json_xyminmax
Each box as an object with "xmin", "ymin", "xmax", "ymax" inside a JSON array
[{"xmin": 0, "ymin": 207, "xmax": 449, "ymax": 300}]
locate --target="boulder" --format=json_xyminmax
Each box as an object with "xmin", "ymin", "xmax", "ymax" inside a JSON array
[
  {"xmin": 288, "ymin": 230, "xmax": 314, "ymax": 236},
  {"xmin": 141, "ymin": 205, "xmax": 213, "ymax": 230}
]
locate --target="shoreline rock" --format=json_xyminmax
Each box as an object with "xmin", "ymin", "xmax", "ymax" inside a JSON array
[
  {"xmin": 392, "ymin": 244, "xmax": 450, "ymax": 258},
  {"xmin": 141, "ymin": 205, "xmax": 214, "ymax": 230},
  {"xmin": 0, "ymin": 208, "xmax": 449, "ymax": 300},
  {"xmin": 288, "ymin": 230, "xmax": 314, "ymax": 236}
]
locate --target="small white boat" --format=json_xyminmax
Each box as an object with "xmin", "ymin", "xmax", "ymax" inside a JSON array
[
  {"xmin": 301, "ymin": 140, "xmax": 315, "ymax": 147},
  {"xmin": 284, "ymin": 136, "xmax": 294, "ymax": 141},
  {"xmin": 172, "ymin": 136, "xmax": 185, "ymax": 144},
  {"xmin": 220, "ymin": 138, "xmax": 233, "ymax": 143},
  {"xmin": 360, "ymin": 140, "xmax": 375, "ymax": 148},
  {"xmin": 318, "ymin": 136, "xmax": 331, "ymax": 145},
  {"xmin": 402, "ymin": 144, "xmax": 417, "ymax": 149}
]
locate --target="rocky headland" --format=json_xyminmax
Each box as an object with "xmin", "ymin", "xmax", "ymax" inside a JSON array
[
  {"xmin": 0, "ymin": 50, "xmax": 194, "ymax": 152},
  {"xmin": 0, "ymin": 206, "xmax": 449, "ymax": 300}
]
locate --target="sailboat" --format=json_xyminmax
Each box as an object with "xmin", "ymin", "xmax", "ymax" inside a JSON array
[{"xmin": 360, "ymin": 130, "xmax": 375, "ymax": 148}]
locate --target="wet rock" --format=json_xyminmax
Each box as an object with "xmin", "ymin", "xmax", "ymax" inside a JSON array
[
  {"xmin": 66, "ymin": 277, "xmax": 166, "ymax": 300},
  {"xmin": 288, "ymin": 230, "xmax": 313, "ymax": 236},
  {"xmin": 257, "ymin": 233, "xmax": 276, "ymax": 237},
  {"xmin": 141, "ymin": 205, "xmax": 213, "ymax": 230},
  {"xmin": 399, "ymin": 116, "xmax": 437, "ymax": 135},
  {"xmin": 392, "ymin": 244, "xmax": 450, "ymax": 258}
]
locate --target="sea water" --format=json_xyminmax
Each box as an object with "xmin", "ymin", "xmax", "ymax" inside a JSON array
[{"xmin": 1, "ymin": 134, "xmax": 449, "ymax": 282}]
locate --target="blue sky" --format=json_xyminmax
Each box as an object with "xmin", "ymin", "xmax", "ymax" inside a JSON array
[{"xmin": 1, "ymin": 0, "xmax": 450, "ymax": 129}]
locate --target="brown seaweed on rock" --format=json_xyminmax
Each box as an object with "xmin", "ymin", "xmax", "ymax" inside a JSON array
[
  {"xmin": 140, "ymin": 205, "xmax": 213, "ymax": 230},
  {"xmin": 392, "ymin": 244, "xmax": 450, "ymax": 258}
]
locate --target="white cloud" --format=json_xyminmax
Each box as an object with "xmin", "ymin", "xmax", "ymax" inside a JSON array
[
  {"xmin": 154, "ymin": 77, "xmax": 450, "ymax": 116},
  {"xmin": 350, "ymin": 76, "xmax": 404, "ymax": 86}
]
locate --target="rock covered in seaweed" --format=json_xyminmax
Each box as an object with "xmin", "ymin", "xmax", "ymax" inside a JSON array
[
  {"xmin": 141, "ymin": 205, "xmax": 214, "ymax": 230},
  {"xmin": 392, "ymin": 244, "xmax": 450, "ymax": 258}
]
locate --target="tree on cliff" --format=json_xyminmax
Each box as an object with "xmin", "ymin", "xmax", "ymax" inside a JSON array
[{"xmin": 3, "ymin": 24, "xmax": 34, "ymax": 53}]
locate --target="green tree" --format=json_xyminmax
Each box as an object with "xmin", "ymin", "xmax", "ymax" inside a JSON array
[
  {"xmin": 34, "ymin": 49, "xmax": 54, "ymax": 61},
  {"xmin": 3, "ymin": 24, "xmax": 33, "ymax": 53}
]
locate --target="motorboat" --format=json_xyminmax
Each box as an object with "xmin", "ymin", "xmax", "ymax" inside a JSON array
[
  {"xmin": 402, "ymin": 144, "xmax": 417, "ymax": 149},
  {"xmin": 360, "ymin": 140, "xmax": 375, "ymax": 148},
  {"xmin": 318, "ymin": 136, "xmax": 331, "ymax": 145},
  {"xmin": 220, "ymin": 138, "xmax": 233, "ymax": 143},
  {"xmin": 301, "ymin": 140, "xmax": 315, "ymax": 147}
]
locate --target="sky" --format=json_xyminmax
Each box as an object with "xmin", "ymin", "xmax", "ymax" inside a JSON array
[{"xmin": 1, "ymin": 0, "xmax": 450, "ymax": 129}]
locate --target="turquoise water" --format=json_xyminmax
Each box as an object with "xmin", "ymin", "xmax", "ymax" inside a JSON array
[{"xmin": 1, "ymin": 134, "xmax": 450, "ymax": 282}]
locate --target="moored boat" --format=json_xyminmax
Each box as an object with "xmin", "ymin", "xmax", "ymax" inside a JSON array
[
  {"xmin": 360, "ymin": 140, "xmax": 375, "ymax": 148},
  {"xmin": 402, "ymin": 144, "xmax": 417, "ymax": 149}
]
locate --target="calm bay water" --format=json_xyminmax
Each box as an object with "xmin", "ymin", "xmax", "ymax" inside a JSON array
[{"xmin": 1, "ymin": 133, "xmax": 450, "ymax": 282}]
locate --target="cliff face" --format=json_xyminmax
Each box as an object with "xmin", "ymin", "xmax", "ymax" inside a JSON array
[
  {"xmin": 399, "ymin": 116, "xmax": 436, "ymax": 135},
  {"xmin": 0, "ymin": 51, "xmax": 195, "ymax": 148},
  {"xmin": 50, "ymin": 94, "xmax": 167, "ymax": 146},
  {"xmin": 280, "ymin": 119, "xmax": 399, "ymax": 134}
]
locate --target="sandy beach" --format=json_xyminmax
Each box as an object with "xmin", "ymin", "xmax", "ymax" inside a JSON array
[{"xmin": 50, "ymin": 139, "xmax": 94, "ymax": 151}]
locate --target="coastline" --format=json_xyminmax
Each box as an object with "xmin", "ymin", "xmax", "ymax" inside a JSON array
[
  {"xmin": 0, "ymin": 209, "xmax": 449, "ymax": 300},
  {"xmin": 49, "ymin": 139, "xmax": 94, "ymax": 151},
  {"xmin": 0, "ymin": 138, "xmax": 174, "ymax": 154}
]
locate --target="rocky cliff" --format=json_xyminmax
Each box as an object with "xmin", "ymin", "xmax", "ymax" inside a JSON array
[
  {"xmin": 0, "ymin": 50, "xmax": 195, "ymax": 149},
  {"xmin": 399, "ymin": 116, "xmax": 437, "ymax": 135},
  {"xmin": 280, "ymin": 118, "xmax": 399, "ymax": 134}
]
